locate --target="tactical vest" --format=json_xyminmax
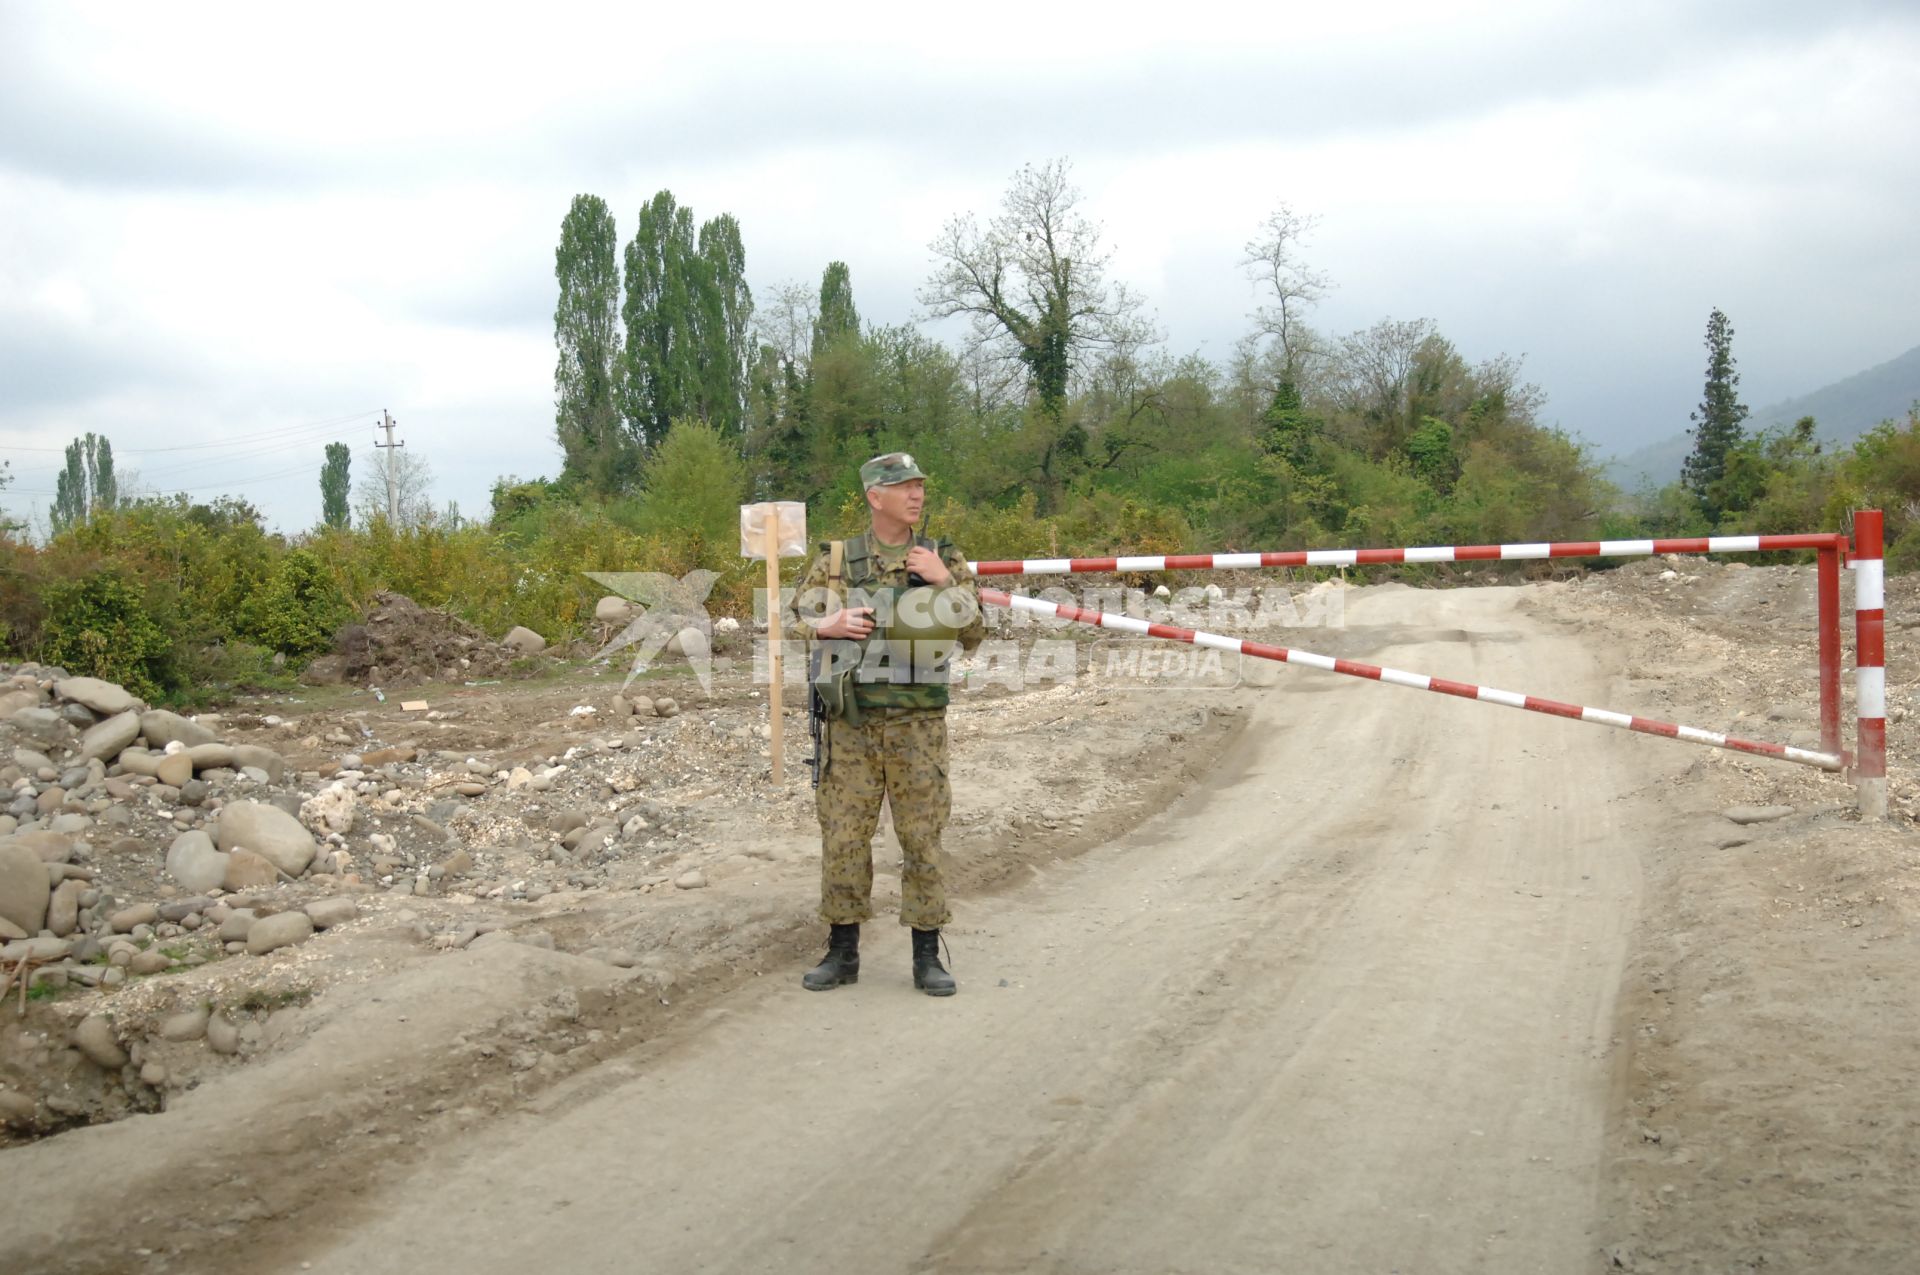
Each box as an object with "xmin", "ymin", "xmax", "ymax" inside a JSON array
[{"xmin": 830, "ymin": 531, "xmax": 956, "ymax": 714}]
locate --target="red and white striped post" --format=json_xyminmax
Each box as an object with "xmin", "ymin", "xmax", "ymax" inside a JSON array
[{"xmin": 1854, "ymin": 509, "xmax": 1887, "ymax": 817}]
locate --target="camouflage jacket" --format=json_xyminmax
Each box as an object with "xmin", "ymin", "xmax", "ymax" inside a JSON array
[{"xmin": 783, "ymin": 531, "xmax": 987, "ymax": 714}]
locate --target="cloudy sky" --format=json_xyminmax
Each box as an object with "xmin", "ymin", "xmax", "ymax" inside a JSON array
[{"xmin": 3, "ymin": 0, "xmax": 1916, "ymax": 535}]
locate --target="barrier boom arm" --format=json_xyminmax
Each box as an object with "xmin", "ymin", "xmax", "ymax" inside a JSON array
[
  {"xmin": 979, "ymin": 589, "xmax": 1843, "ymax": 772},
  {"xmin": 971, "ymin": 532, "xmax": 1847, "ymax": 576}
]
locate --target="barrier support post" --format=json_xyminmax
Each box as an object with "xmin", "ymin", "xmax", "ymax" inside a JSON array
[
  {"xmin": 1818, "ymin": 541, "xmax": 1844, "ymax": 761},
  {"xmin": 764, "ymin": 516, "xmax": 785, "ymax": 786},
  {"xmin": 1854, "ymin": 509, "xmax": 1887, "ymax": 818}
]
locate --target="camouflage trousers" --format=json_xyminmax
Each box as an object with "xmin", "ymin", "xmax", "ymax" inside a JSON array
[{"xmin": 816, "ymin": 712, "xmax": 952, "ymax": 929}]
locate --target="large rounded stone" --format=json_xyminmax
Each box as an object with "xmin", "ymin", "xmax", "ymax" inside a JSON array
[
  {"xmin": 109, "ymin": 902, "xmax": 158, "ymax": 933},
  {"xmin": 155, "ymin": 752, "xmax": 194, "ymax": 788},
  {"xmin": 80, "ymin": 711, "xmax": 143, "ymax": 762},
  {"xmin": 0, "ymin": 831, "xmax": 74, "ymax": 864},
  {"xmin": 71, "ymin": 1015, "xmax": 129, "ymax": 1070},
  {"xmin": 9, "ymin": 708, "xmax": 71, "ymax": 746},
  {"xmin": 222, "ymin": 848, "xmax": 279, "ymax": 891},
  {"xmin": 303, "ymin": 897, "xmax": 360, "ymax": 930},
  {"xmin": 215, "ymin": 801, "xmax": 316, "ymax": 876},
  {"xmin": 55, "ymin": 677, "xmax": 138, "ymax": 716},
  {"xmin": 115, "ymin": 748, "xmax": 163, "ymax": 777},
  {"xmin": 229, "ymin": 745, "xmax": 285, "ymax": 784},
  {"xmin": 186, "ymin": 742, "xmax": 235, "ymax": 769},
  {"xmin": 666, "ymin": 627, "xmax": 709, "ymax": 659},
  {"xmin": 11, "ymin": 747, "xmax": 54, "ymax": 773},
  {"xmin": 595, "ymin": 595, "xmax": 635, "ymax": 624},
  {"xmin": 0, "ymin": 689, "xmax": 42, "ymax": 719},
  {"xmin": 46, "ymin": 879, "xmax": 83, "ymax": 937},
  {"xmin": 502, "ymin": 626, "xmax": 546, "ymax": 654},
  {"xmin": 80, "ymin": 710, "xmax": 143, "ymax": 760},
  {"xmin": 130, "ymin": 949, "xmax": 171, "ymax": 975},
  {"xmin": 246, "ymin": 910, "xmax": 314, "ymax": 956},
  {"xmin": 205, "ymin": 1013, "xmax": 240, "ymax": 1055},
  {"xmin": 139, "ymin": 709, "xmax": 219, "ymax": 749},
  {"xmin": 166, "ymin": 830, "xmax": 230, "ymax": 895},
  {"xmin": 160, "ymin": 1005, "xmax": 210, "ymax": 1042},
  {"xmin": 0, "ymin": 844, "xmax": 50, "ymax": 934},
  {"xmin": 0, "ymin": 1089, "xmax": 38, "ymax": 1129},
  {"xmin": 218, "ymin": 910, "xmax": 257, "ymax": 943}
]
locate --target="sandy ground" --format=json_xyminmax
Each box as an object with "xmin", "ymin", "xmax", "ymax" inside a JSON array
[{"xmin": 4, "ymin": 562, "xmax": 1918, "ymax": 1274}]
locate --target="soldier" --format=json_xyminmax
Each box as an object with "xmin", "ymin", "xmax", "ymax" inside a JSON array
[{"xmin": 784, "ymin": 452, "xmax": 987, "ymax": 996}]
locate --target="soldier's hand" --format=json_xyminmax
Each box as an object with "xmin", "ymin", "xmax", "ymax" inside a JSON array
[
  {"xmin": 815, "ymin": 606, "xmax": 876, "ymax": 640},
  {"xmin": 905, "ymin": 546, "xmax": 952, "ymax": 587}
]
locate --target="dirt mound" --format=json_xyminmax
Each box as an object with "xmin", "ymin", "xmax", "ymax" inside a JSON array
[{"xmin": 329, "ymin": 592, "xmax": 523, "ymax": 687}]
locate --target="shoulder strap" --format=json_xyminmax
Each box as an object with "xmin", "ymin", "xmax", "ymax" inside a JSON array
[
  {"xmin": 843, "ymin": 532, "xmax": 874, "ymax": 585},
  {"xmin": 827, "ymin": 540, "xmax": 845, "ymax": 600}
]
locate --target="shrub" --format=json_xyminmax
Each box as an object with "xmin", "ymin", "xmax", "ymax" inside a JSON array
[
  {"xmin": 242, "ymin": 549, "xmax": 353, "ymax": 657},
  {"xmin": 39, "ymin": 569, "xmax": 174, "ymax": 699}
]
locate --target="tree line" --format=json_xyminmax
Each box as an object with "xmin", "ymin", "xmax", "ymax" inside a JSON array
[{"xmin": 6, "ymin": 158, "xmax": 1919, "ymax": 705}]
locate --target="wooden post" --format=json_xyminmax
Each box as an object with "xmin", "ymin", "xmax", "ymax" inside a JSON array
[{"xmin": 764, "ymin": 514, "xmax": 784, "ymax": 785}]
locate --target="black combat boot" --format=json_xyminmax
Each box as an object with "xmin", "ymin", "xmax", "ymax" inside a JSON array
[
  {"xmin": 802, "ymin": 923, "xmax": 860, "ymax": 991},
  {"xmin": 911, "ymin": 927, "xmax": 956, "ymax": 997}
]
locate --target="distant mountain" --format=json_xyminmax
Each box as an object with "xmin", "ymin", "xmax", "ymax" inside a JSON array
[{"xmin": 1604, "ymin": 342, "xmax": 1920, "ymax": 493}]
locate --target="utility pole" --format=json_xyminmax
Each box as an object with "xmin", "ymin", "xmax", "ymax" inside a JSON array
[{"xmin": 375, "ymin": 409, "xmax": 404, "ymax": 526}]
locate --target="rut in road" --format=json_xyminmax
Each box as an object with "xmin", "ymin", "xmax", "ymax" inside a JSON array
[{"xmin": 292, "ymin": 585, "xmax": 1662, "ymax": 1275}]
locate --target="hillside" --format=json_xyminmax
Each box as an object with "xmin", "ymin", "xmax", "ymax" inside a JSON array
[{"xmin": 1606, "ymin": 342, "xmax": 1920, "ymax": 493}]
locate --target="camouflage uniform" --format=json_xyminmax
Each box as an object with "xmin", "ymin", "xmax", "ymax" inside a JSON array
[{"xmin": 785, "ymin": 524, "xmax": 987, "ymax": 929}]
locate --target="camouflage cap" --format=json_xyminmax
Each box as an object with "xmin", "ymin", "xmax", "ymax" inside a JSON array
[{"xmin": 859, "ymin": 451, "xmax": 927, "ymax": 489}]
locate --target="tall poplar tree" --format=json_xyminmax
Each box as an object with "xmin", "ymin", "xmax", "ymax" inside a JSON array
[
  {"xmin": 812, "ymin": 261, "xmax": 860, "ymax": 357},
  {"xmin": 623, "ymin": 191, "xmax": 755, "ymax": 448},
  {"xmin": 320, "ymin": 441, "xmax": 351, "ymax": 528},
  {"xmin": 622, "ymin": 191, "xmax": 702, "ymax": 450},
  {"xmin": 51, "ymin": 433, "xmax": 114, "ymax": 534},
  {"xmin": 695, "ymin": 213, "xmax": 753, "ymax": 434},
  {"xmin": 554, "ymin": 194, "xmax": 635, "ymax": 493},
  {"xmin": 1681, "ymin": 307, "xmax": 1749, "ymax": 520}
]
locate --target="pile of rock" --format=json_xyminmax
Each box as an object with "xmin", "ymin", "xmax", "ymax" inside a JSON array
[
  {"xmin": 307, "ymin": 591, "xmax": 529, "ymax": 686},
  {"xmin": 0, "ymin": 668, "xmax": 348, "ymax": 980},
  {"xmin": 605, "ymin": 692, "xmax": 681, "ymax": 722}
]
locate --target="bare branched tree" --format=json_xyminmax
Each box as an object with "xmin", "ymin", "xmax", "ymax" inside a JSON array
[
  {"xmin": 757, "ymin": 281, "xmax": 818, "ymax": 371},
  {"xmin": 353, "ymin": 446, "xmax": 436, "ymax": 530},
  {"xmin": 1242, "ymin": 204, "xmax": 1332, "ymax": 383},
  {"xmin": 921, "ymin": 158, "xmax": 1153, "ymax": 418}
]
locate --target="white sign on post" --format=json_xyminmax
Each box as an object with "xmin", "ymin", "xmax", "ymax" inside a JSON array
[
  {"xmin": 740, "ymin": 500, "xmax": 807, "ymax": 560},
  {"xmin": 740, "ymin": 501, "xmax": 808, "ymax": 785}
]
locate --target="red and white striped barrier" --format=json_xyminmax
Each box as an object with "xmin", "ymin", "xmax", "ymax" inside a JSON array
[
  {"xmin": 1854, "ymin": 510, "xmax": 1888, "ymax": 816},
  {"xmin": 979, "ymin": 588, "xmax": 1843, "ymax": 772},
  {"xmin": 970, "ymin": 532, "xmax": 1846, "ymax": 576},
  {"xmin": 975, "ymin": 528, "xmax": 1859, "ymax": 762}
]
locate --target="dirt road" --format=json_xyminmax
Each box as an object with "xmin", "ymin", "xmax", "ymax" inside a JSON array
[{"xmin": 284, "ymin": 585, "xmax": 1664, "ymax": 1274}]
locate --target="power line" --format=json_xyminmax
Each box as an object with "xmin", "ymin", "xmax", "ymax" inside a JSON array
[
  {"xmin": 130, "ymin": 423, "xmax": 369, "ymax": 482},
  {"xmin": 3, "ymin": 457, "xmax": 330, "ymax": 497},
  {"xmin": 4, "ymin": 414, "xmax": 384, "ymax": 487},
  {"xmin": 0, "ymin": 409, "xmax": 379, "ymax": 455}
]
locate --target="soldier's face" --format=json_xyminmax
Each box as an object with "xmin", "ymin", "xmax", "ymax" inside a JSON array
[{"xmin": 867, "ymin": 478, "xmax": 924, "ymax": 525}]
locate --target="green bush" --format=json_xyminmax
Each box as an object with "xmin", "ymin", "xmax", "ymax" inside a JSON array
[
  {"xmin": 39, "ymin": 569, "xmax": 174, "ymax": 699},
  {"xmin": 242, "ymin": 549, "xmax": 353, "ymax": 657}
]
